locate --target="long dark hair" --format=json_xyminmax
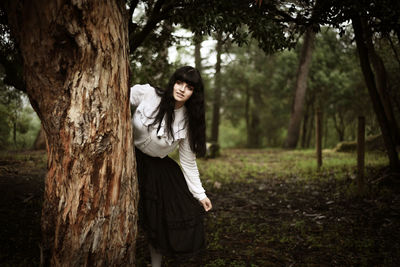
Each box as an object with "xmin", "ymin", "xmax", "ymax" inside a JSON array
[{"xmin": 149, "ymin": 66, "xmax": 206, "ymax": 157}]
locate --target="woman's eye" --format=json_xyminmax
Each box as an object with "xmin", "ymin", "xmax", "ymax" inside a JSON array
[
  {"xmin": 176, "ymin": 80, "xmax": 183, "ymax": 85},
  {"xmin": 188, "ymin": 86, "xmax": 194, "ymax": 91}
]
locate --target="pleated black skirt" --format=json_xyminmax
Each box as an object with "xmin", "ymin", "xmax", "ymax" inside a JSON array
[{"xmin": 135, "ymin": 148, "xmax": 206, "ymax": 258}]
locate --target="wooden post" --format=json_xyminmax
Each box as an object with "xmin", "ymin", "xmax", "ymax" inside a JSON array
[
  {"xmin": 357, "ymin": 116, "xmax": 365, "ymax": 190},
  {"xmin": 316, "ymin": 108, "xmax": 322, "ymax": 169}
]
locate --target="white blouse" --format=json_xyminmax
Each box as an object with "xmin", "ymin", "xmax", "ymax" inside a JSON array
[{"xmin": 130, "ymin": 84, "xmax": 207, "ymax": 201}]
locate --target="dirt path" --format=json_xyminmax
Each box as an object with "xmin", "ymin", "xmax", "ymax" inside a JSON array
[
  {"xmin": 1, "ymin": 150, "xmax": 399, "ymax": 266},
  {"xmin": 0, "ymin": 151, "xmax": 46, "ymax": 266}
]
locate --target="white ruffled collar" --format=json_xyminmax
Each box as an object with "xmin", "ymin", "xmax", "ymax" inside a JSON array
[{"xmin": 136, "ymin": 88, "xmax": 187, "ymax": 145}]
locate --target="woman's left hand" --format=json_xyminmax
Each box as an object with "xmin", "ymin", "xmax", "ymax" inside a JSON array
[{"xmin": 199, "ymin": 197, "xmax": 212, "ymax": 212}]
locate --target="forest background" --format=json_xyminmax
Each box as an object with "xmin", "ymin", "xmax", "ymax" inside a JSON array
[
  {"xmin": 0, "ymin": 2, "xmax": 398, "ymax": 152},
  {"xmin": 1, "ymin": 0, "xmax": 400, "ymax": 266}
]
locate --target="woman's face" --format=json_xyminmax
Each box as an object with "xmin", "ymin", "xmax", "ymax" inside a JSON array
[{"xmin": 173, "ymin": 80, "xmax": 194, "ymax": 108}]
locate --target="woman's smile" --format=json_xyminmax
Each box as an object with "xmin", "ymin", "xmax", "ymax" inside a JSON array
[{"xmin": 173, "ymin": 80, "xmax": 194, "ymax": 108}]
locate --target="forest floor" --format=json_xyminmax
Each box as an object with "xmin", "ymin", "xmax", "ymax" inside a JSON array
[{"xmin": 1, "ymin": 149, "xmax": 399, "ymax": 267}]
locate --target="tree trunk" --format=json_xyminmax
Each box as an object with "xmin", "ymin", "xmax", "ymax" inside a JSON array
[
  {"xmin": 306, "ymin": 101, "xmax": 315, "ymax": 148},
  {"xmin": 4, "ymin": 1, "xmax": 138, "ymax": 266},
  {"xmin": 34, "ymin": 124, "xmax": 47, "ymax": 150},
  {"xmin": 357, "ymin": 116, "xmax": 365, "ymax": 191},
  {"xmin": 248, "ymin": 105, "xmax": 262, "ymax": 148},
  {"xmin": 352, "ymin": 13, "xmax": 400, "ymax": 171},
  {"xmin": 302, "ymin": 92, "xmax": 315, "ymax": 148},
  {"xmin": 245, "ymin": 87, "xmax": 251, "ymax": 146},
  {"xmin": 301, "ymin": 109, "xmax": 309, "ymax": 148},
  {"xmin": 316, "ymin": 108, "xmax": 322, "ymax": 169},
  {"xmin": 248, "ymin": 85, "xmax": 264, "ymax": 148},
  {"xmin": 284, "ymin": 27, "xmax": 316, "ymax": 149},
  {"xmin": 194, "ymin": 33, "xmax": 203, "ymax": 74},
  {"xmin": 13, "ymin": 120, "xmax": 17, "ymax": 147},
  {"xmin": 211, "ymin": 32, "xmax": 223, "ymax": 143},
  {"xmin": 362, "ymin": 17, "xmax": 400, "ymax": 146},
  {"xmin": 332, "ymin": 113, "xmax": 345, "ymax": 142}
]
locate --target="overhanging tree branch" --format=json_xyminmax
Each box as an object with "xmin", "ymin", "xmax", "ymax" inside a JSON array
[{"xmin": 129, "ymin": 0, "xmax": 176, "ymax": 52}]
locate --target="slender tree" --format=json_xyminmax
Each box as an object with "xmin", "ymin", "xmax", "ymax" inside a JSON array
[
  {"xmin": 211, "ymin": 31, "xmax": 223, "ymax": 144},
  {"xmin": 194, "ymin": 33, "xmax": 203, "ymax": 74},
  {"xmin": 351, "ymin": 13, "xmax": 400, "ymax": 171},
  {"xmin": 284, "ymin": 26, "xmax": 316, "ymax": 148},
  {"xmin": 362, "ymin": 17, "xmax": 400, "ymax": 146}
]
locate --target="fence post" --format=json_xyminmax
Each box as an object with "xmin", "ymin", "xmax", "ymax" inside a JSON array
[
  {"xmin": 357, "ymin": 116, "xmax": 365, "ymax": 190},
  {"xmin": 316, "ymin": 108, "xmax": 322, "ymax": 169}
]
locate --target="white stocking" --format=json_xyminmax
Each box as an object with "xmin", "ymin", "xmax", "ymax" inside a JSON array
[{"xmin": 149, "ymin": 244, "xmax": 162, "ymax": 267}]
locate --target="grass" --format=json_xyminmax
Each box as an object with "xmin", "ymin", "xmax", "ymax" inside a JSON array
[
  {"xmin": 1, "ymin": 148, "xmax": 398, "ymax": 266},
  {"xmin": 197, "ymin": 148, "xmax": 388, "ymax": 183}
]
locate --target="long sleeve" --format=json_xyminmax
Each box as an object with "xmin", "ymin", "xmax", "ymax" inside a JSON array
[
  {"xmin": 130, "ymin": 84, "xmax": 152, "ymax": 107},
  {"xmin": 179, "ymin": 137, "xmax": 207, "ymax": 201}
]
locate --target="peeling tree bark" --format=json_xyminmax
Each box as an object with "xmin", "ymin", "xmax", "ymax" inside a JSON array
[{"xmin": 4, "ymin": 0, "xmax": 138, "ymax": 266}]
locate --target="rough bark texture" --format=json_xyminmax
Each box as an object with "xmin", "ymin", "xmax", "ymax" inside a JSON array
[
  {"xmin": 352, "ymin": 13, "xmax": 400, "ymax": 171},
  {"xmin": 4, "ymin": 0, "xmax": 138, "ymax": 266},
  {"xmin": 211, "ymin": 32, "xmax": 223, "ymax": 143},
  {"xmin": 284, "ymin": 27, "xmax": 316, "ymax": 149}
]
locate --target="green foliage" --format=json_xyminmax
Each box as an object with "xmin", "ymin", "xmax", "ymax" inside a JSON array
[
  {"xmin": 212, "ymin": 25, "xmax": 390, "ymax": 149},
  {"xmin": 0, "ymin": 104, "xmax": 10, "ymax": 148},
  {"xmin": 0, "ymin": 76, "xmax": 40, "ymax": 149},
  {"xmin": 220, "ymin": 41, "xmax": 295, "ymax": 148},
  {"xmin": 308, "ymin": 28, "xmax": 376, "ymax": 146},
  {"xmin": 174, "ymin": 1, "xmax": 302, "ymax": 54}
]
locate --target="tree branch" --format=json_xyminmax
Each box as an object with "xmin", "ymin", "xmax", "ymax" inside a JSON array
[
  {"xmin": 0, "ymin": 52, "xmax": 26, "ymax": 92},
  {"xmin": 129, "ymin": 0, "xmax": 177, "ymax": 53}
]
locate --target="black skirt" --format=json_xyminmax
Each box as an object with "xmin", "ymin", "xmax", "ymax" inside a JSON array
[{"xmin": 135, "ymin": 148, "xmax": 206, "ymax": 258}]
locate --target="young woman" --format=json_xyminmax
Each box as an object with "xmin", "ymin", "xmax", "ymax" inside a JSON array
[{"xmin": 130, "ymin": 66, "xmax": 212, "ymax": 266}]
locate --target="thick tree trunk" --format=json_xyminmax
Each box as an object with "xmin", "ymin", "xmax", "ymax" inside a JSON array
[
  {"xmin": 284, "ymin": 27, "xmax": 316, "ymax": 149},
  {"xmin": 211, "ymin": 32, "xmax": 223, "ymax": 143},
  {"xmin": 4, "ymin": 1, "xmax": 138, "ymax": 266},
  {"xmin": 352, "ymin": 13, "xmax": 400, "ymax": 171}
]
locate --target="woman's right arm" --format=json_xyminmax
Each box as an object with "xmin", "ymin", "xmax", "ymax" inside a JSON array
[{"xmin": 130, "ymin": 84, "xmax": 152, "ymax": 107}]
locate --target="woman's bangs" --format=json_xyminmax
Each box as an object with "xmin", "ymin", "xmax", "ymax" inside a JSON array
[{"xmin": 176, "ymin": 69, "xmax": 201, "ymax": 88}]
